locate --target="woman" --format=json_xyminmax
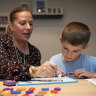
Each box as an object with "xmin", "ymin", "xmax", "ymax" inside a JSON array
[{"xmin": 0, "ymin": 7, "xmax": 58, "ymax": 81}]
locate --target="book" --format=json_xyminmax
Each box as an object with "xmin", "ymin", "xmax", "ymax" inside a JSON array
[
  {"xmin": 87, "ymin": 78, "xmax": 96, "ymax": 86},
  {"xmin": 17, "ymin": 76, "xmax": 78, "ymax": 86}
]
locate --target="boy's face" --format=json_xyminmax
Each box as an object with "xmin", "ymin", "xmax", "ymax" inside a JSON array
[{"xmin": 60, "ymin": 37, "xmax": 88, "ymax": 62}]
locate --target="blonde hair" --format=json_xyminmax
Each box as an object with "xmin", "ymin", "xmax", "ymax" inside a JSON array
[
  {"xmin": 5, "ymin": 23, "xmax": 13, "ymax": 35},
  {"xmin": 6, "ymin": 6, "xmax": 32, "ymax": 35}
]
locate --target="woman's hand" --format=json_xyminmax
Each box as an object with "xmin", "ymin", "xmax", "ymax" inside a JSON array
[{"xmin": 29, "ymin": 61, "xmax": 59, "ymax": 78}]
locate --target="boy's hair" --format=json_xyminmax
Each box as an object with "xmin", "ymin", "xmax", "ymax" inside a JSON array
[{"xmin": 61, "ymin": 22, "xmax": 91, "ymax": 46}]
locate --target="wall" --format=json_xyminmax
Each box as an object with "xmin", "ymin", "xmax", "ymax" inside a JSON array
[{"xmin": 0, "ymin": 0, "xmax": 96, "ymax": 64}]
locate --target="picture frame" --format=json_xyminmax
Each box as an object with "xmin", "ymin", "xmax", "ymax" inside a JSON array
[
  {"xmin": 47, "ymin": 8, "xmax": 52, "ymax": 14},
  {"xmin": 37, "ymin": 0, "xmax": 45, "ymax": 13},
  {"xmin": 32, "ymin": 0, "xmax": 48, "ymax": 15},
  {"xmin": 46, "ymin": 8, "xmax": 63, "ymax": 15},
  {"xmin": 53, "ymin": 8, "xmax": 56, "ymax": 14},
  {"xmin": 20, "ymin": 2, "xmax": 30, "ymax": 10},
  {"xmin": 57, "ymin": 8, "xmax": 63, "ymax": 15},
  {"xmin": 0, "ymin": 13, "xmax": 9, "ymax": 28}
]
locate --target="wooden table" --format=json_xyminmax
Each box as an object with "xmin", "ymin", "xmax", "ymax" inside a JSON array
[{"xmin": 0, "ymin": 79, "xmax": 96, "ymax": 96}]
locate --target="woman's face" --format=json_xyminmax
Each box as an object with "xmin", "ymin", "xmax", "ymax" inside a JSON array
[{"xmin": 11, "ymin": 11, "xmax": 33, "ymax": 42}]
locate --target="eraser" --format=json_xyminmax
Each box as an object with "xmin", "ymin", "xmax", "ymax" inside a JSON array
[
  {"xmin": 22, "ymin": 94, "xmax": 29, "ymax": 96},
  {"xmin": 11, "ymin": 91, "xmax": 21, "ymax": 94},
  {"xmin": 16, "ymin": 87, "xmax": 26, "ymax": 91},
  {"xmin": 41, "ymin": 88, "xmax": 49, "ymax": 91},
  {"xmin": 51, "ymin": 90, "xmax": 58, "ymax": 94},
  {"xmin": 26, "ymin": 90, "xmax": 33, "ymax": 94},
  {"xmin": 54, "ymin": 87, "xmax": 61, "ymax": 91},
  {"xmin": 29, "ymin": 87, "xmax": 35, "ymax": 91},
  {"xmin": 3, "ymin": 80, "xmax": 16, "ymax": 86},
  {"xmin": 35, "ymin": 95, "xmax": 44, "ymax": 96},
  {"xmin": 3, "ymin": 88, "xmax": 13, "ymax": 91},
  {"xmin": 48, "ymin": 93, "xmax": 56, "ymax": 96},
  {"xmin": 38, "ymin": 91, "xmax": 47, "ymax": 94},
  {"xmin": 3, "ymin": 90, "xmax": 11, "ymax": 95}
]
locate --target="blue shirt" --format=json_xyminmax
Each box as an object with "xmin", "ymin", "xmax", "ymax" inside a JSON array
[{"xmin": 49, "ymin": 53, "xmax": 96, "ymax": 77}]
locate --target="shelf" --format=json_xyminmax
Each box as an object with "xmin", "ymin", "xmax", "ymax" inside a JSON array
[
  {"xmin": 0, "ymin": 27, "xmax": 5, "ymax": 32},
  {"xmin": 33, "ymin": 14, "xmax": 63, "ymax": 19}
]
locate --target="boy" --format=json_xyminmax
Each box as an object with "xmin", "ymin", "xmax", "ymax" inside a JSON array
[{"xmin": 50, "ymin": 22, "xmax": 96, "ymax": 79}]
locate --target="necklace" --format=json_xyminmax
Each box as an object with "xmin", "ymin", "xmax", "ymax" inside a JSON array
[
  {"xmin": 14, "ymin": 46, "xmax": 26, "ymax": 64},
  {"xmin": 13, "ymin": 38, "xmax": 26, "ymax": 64}
]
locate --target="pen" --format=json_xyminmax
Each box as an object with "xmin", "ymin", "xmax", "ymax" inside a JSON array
[
  {"xmin": 50, "ymin": 60, "xmax": 62, "ymax": 78},
  {"xmin": 56, "ymin": 69, "xmax": 62, "ymax": 81}
]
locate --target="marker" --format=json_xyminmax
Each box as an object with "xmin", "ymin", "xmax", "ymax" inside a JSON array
[
  {"xmin": 56, "ymin": 71, "xmax": 61, "ymax": 78},
  {"xmin": 56, "ymin": 70, "xmax": 63, "ymax": 81},
  {"xmin": 50, "ymin": 60, "xmax": 62, "ymax": 79},
  {"xmin": 50, "ymin": 60, "xmax": 63, "ymax": 81}
]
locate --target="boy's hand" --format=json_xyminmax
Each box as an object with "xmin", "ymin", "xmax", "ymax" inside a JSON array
[{"xmin": 74, "ymin": 68, "xmax": 96, "ymax": 79}]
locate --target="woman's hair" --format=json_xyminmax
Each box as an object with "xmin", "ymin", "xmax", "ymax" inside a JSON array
[
  {"xmin": 6, "ymin": 6, "xmax": 32, "ymax": 35},
  {"xmin": 61, "ymin": 22, "xmax": 91, "ymax": 46}
]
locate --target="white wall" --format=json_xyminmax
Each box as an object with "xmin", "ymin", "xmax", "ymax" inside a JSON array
[{"xmin": 0, "ymin": 0, "xmax": 96, "ymax": 64}]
